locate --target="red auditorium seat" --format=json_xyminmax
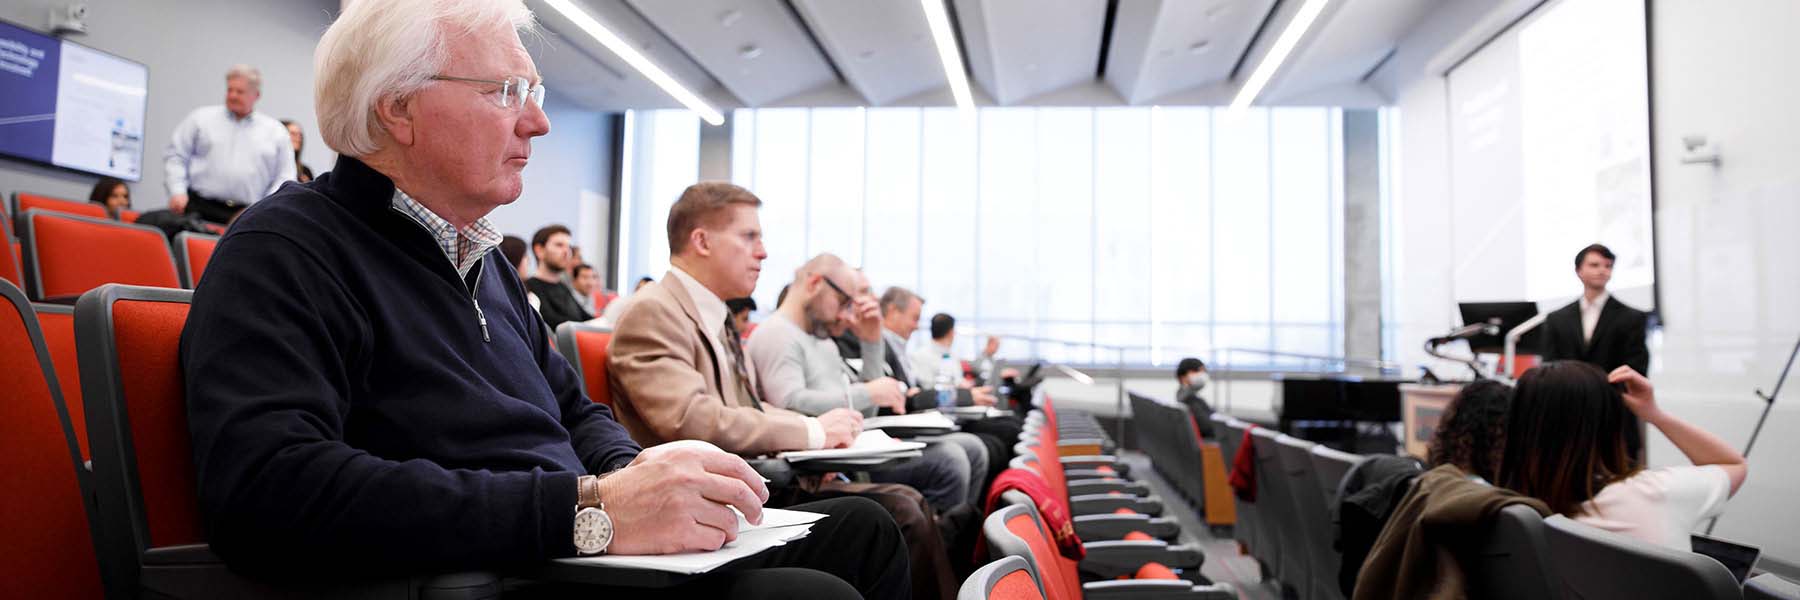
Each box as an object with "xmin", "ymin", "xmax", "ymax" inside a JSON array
[
  {"xmin": 554, "ymin": 321, "xmax": 615, "ymax": 407},
  {"xmin": 172, "ymin": 232, "xmax": 221, "ymax": 289},
  {"xmin": 960, "ymin": 556, "xmax": 1047, "ymax": 600},
  {"xmin": 34, "ymin": 303, "xmax": 88, "ymax": 457},
  {"xmin": 0, "ymin": 280, "xmax": 105, "ymax": 598},
  {"xmin": 1, "ymin": 232, "xmax": 21, "ymax": 289},
  {"xmin": 13, "ymin": 191, "xmax": 108, "ymax": 221},
  {"xmin": 18, "ymin": 211, "xmax": 180, "ymax": 301},
  {"xmin": 75, "ymin": 284, "xmax": 507, "ymax": 598}
]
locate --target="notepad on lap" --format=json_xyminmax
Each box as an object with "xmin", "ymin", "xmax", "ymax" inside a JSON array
[
  {"xmin": 551, "ymin": 508, "xmax": 828, "ymax": 575},
  {"xmin": 777, "ymin": 430, "xmax": 928, "ymax": 462}
]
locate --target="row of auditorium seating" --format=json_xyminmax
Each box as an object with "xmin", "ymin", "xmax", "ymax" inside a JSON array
[
  {"xmin": 963, "ymin": 395, "xmax": 1236, "ymax": 600},
  {"xmin": 1128, "ymin": 393, "xmax": 1236, "ymax": 531},
  {"xmin": 1200, "ymin": 411, "xmax": 1797, "ymax": 600},
  {"xmin": 2, "ymin": 193, "xmax": 219, "ymax": 301}
]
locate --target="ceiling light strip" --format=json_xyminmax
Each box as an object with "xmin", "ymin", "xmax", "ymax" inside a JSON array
[
  {"xmin": 919, "ymin": 0, "xmax": 975, "ymax": 113},
  {"xmin": 1229, "ymin": 0, "xmax": 1332, "ymax": 112},
  {"xmin": 542, "ymin": 0, "xmax": 725, "ymax": 125}
]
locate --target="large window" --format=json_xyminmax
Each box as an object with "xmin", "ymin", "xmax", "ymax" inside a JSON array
[{"xmin": 622, "ymin": 106, "xmax": 1345, "ymax": 367}]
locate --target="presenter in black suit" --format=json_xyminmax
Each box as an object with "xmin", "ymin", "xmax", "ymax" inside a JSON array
[{"xmin": 1540, "ymin": 244, "xmax": 1650, "ymax": 374}]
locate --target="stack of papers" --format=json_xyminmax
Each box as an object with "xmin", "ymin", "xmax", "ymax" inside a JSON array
[
  {"xmin": 552, "ymin": 508, "xmax": 827, "ymax": 575},
  {"xmin": 864, "ymin": 412, "xmax": 959, "ymax": 436},
  {"xmin": 778, "ymin": 430, "xmax": 928, "ymax": 462}
]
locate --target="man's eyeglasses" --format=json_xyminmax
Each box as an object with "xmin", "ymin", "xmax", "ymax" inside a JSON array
[
  {"xmin": 429, "ymin": 75, "xmax": 546, "ymax": 110},
  {"xmin": 820, "ymin": 276, "xmax": 855, "ymax": 310}
]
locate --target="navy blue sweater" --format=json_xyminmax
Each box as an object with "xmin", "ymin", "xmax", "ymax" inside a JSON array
[{"xmin": 182, "ymin": 156, "xmax": 641, "ymax": 577}]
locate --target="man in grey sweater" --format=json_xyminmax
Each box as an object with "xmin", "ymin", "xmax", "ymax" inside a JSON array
[{"xmin": 747, "ymin": 253, "xmax": 986, "ymax": 513}]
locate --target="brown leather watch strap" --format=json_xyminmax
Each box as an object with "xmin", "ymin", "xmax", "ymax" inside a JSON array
[{"xmin": 577, "ymin": 475, "xmax": 603, "ymax": 509}]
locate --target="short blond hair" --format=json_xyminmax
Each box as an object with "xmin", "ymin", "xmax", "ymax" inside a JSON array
[
  {"xmin": 313, "ymin": 0, "xmax": 535, "ymax": 157},
  {"xmin": 667, "ymin": 182, "xmax": 763, "ymax": 255}
]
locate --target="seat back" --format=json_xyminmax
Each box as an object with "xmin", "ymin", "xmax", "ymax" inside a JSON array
[
  {"xmin": 1219, "ymin": 418, "xmax": 1263, "ymax": 563},
  {"xmin": 1458, "ymin": 504, "xmax": 1557, "ymax": 600},
  {"xmin": 554, "ymin": 322, "xmax": 614, "ymax": 407},
  {"xmin": 960, "ymin": 555, "xmax": 1046, "ymax": 600},
  {"xmin": 75, "ymin": 285, "xmax": 201, "ymax": 598},
  {"xmin": 1274, "ymin": 434, "xmax": 1341, "ymax": 600},
  {"xmin": 0, "ymin": 220, "xmax": 20, "ymax": 288},
  {"xmin": 20, "ymin": 211, "xmax": 181, "ymax": 301},
  {"xmin": 1542, "ymin": 514, "xmax": 1741, "ymax": 600},
  {"xmin": 1746, "ymin": 573, "xmax": 1800, "ymax": 600},
  {"xmin": 0, "ymin": 280, "xmax": 105, "ymax": 598},
  {"xmin": 1250, "ymin": 428, "xmax": 1301, "ymax": 585},
  {"xmin": 14, "ymin": 192, "xmax": 107, "ymax": 222},
  {"xmin": 983, "ymin": 502, "xmax": 1078, "ymax": 600},
  {"xmin": 171, "ymin": 232, "xmax": 221, "ymax": 289},
  {"xmin": 34, "ymin": 303, "xmax": 89, "ymax": 457},
  {"xmin": 1308, "ymin": 444, "xmax": 1363, "ymax": 508}
]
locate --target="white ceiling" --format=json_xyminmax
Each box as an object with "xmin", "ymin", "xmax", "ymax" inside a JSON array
[{"xmin": 523, "ymin": 0, "xmax": 1459, "ymax": 114}]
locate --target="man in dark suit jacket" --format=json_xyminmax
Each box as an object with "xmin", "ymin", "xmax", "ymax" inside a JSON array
[{"xmin": 1539, "ymin": 244, "xmax": 1650, "ymax": 374}]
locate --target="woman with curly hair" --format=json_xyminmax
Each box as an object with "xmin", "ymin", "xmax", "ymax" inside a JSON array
[{"xmin": 1427, "ymin": 378, "xmax": 1512, "ymax": 482}]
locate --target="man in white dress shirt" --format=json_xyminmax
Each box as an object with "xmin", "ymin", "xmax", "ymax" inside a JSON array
[{"xmin": 164, "ymin": 64, "xmax": 296, "ymax": 224}]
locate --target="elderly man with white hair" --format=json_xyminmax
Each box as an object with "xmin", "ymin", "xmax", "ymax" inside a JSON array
[
  {"xmin": 180, "ymin": 1, "xmax": 907, "ymax": 598},
  {"xmin": 164, "ymin": 63, "xmax": 297, "ymax": 224}
]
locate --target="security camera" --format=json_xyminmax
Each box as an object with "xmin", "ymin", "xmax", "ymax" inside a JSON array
[{"xmin": 50, "ymin": 2, "xmax": 88, "ymax": 36}]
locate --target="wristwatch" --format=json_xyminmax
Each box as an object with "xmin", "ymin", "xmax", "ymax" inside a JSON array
[{"xmin": 573, "ymin": 475, "xmax": 613, "ymax": 555}]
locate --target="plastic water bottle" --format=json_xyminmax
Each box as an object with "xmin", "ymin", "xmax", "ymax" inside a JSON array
[{"xmin": 934, "ymin": 352, "xmax": 958, "ymax": 410}]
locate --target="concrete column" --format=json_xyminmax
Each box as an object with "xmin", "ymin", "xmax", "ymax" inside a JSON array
[{"xmin": 1342, "ymin": 109, "xmax": 1383, "ymax": 364}]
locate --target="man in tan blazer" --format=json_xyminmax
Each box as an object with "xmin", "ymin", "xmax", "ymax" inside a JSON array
[{"xmin": 607, "ymin": 182, "xmax": 958, "ymax": 600}]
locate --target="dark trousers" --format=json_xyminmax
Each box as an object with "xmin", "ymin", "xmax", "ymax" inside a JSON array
[
  {"xmin": 772, "ymin": 480, "xmax": 959, "ymax": 600},
  {"xmin": 504, "ymin": 497, "xmax": 909, "ymax": 600},
  {"xmin": 187, "ymin": 190, "xmax": 246, "ymax": 225}
]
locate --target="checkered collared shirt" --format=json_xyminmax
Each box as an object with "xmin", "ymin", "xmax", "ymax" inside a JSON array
[{"xmin": 390, "ymin": 190, "xmax": 503, "ymax": 278}]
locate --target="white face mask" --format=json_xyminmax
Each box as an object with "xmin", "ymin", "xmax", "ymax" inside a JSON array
[{"xmin": 1187, "ymin": 372, "xmax": 1210, "ymax": 391}]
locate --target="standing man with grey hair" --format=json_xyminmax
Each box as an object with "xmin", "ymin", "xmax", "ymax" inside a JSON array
[
  {"xmin": 164, "ymin": 64, "xmax": 297, "ymax": 224},
  {"xmin": 181, "ymin": 1, "xmax": 906, "ymax": 598}
]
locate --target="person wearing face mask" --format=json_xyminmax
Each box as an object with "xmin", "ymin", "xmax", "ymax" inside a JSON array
[{"xmin": 1175, "ymin": 357, "xmax": 1216, "ymax": 438}]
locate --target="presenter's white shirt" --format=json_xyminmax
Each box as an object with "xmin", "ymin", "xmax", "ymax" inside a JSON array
[
  {"xmin": 1580, "ymin": 291, "xmax": 1611, "ymax": 345},
  {"xmin": 1574, "ymin": 464, "xmax": 1731, "ymax": 551}
]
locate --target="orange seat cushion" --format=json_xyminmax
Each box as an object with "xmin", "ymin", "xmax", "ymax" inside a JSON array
[
  {"xmin": 34, "ymin": 309, "xmax": 86, "ymax": 458},
  {"xmin": 0, "ymin": 294, "xmax": 104, "ymax": 597},
  {"xmin": 182, "ymin": 235, "xmax": 217, "ymax": 287},
  {"xmin": 27, "ymin": 214, "xmax": 180, "ymax": 300},
  {"xmin": 575, "ymin": 329, "xmax": 612, "ymax": 406},
  {"xmin": 990, "ymin": 566, "xmax": 1045, "ymax": 600},
  {"xmin": 1134, "ymin": 562, "xmax": 1178, "ymax": 580},
  {"xmin": 16, "ymin": 193, "xmax": 106, "ymax": 220},
  {"xmin": 114, "ymin": 299, "xmax": 204, "ymax": 547}
]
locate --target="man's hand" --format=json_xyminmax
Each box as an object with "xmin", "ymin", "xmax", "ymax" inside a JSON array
[
  {"xmin": 970, "ymin": 386, "xmax": 997, "ymax": 407},
  {"xmin": 818, "ymin": 408, "xmax": 864, "ymax": 448},
  {"xmin": 865, "ymin": 377, "xmax": 907, "ymax": 414},
  {"xmin": 849, "ymin": 295, "xmax": 883, "ymax": 342},
  {"xmin": 601, "ymin": 442, "xmax": 771, "ymax": 555},
  {"xmin": 169, "ymin": 193, "xmax": 189, "ymax": 214}
]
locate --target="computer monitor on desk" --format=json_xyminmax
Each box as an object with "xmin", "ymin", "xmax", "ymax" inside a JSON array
[{"xmin": 1457, "ymin": 302, "xmax": 1542, "ymax": 354}]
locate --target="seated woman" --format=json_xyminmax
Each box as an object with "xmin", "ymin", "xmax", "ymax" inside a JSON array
[
  {"xmin": 1497, "ymin": 361, "xmax": 1748, "ymax": 550},
  {"xmin": 1426, "ymin": 378, "xmax": 1511, "ymax": 483},
  {"xmin": 88, "ymin": 177, "xmax": 131, "ymax": 220}
]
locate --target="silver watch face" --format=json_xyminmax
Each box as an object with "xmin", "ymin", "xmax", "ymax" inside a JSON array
[{"xmin": 573, "ymin": 507, "xmax": 613, "ymax": 555}]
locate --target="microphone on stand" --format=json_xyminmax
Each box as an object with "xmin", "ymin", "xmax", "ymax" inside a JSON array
[{"xmin": 1428, "ymin": 319, "xmax": 1502, "ymax": 346}]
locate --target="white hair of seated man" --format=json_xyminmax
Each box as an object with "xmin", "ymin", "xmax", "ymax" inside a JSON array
[{"xmin": 313, "ymin": 0, "xmax": 536, "ymax": 158}]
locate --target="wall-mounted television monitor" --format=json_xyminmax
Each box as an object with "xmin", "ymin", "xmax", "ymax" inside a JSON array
[{"xmin": 0, "ymin": 19, "xmax": 149, "ymax": 181}]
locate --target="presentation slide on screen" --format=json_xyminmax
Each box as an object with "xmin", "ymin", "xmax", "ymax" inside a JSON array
[
  {"xmin": 1447, "ymin": 0, "xmax": 1655, "ymax": 310},
  {"xmin": 0, "ymin": 20, "xmax": 147, "ymax": 180}
]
